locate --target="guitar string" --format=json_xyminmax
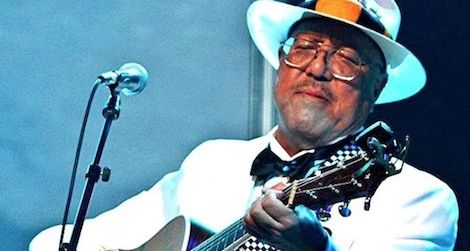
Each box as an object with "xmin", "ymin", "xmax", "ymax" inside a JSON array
[
  {"xmin": 192, "ymin": 218, "xmax": 245, "ymax": 251},
  {"xmin": 299, "ymin": 180, "xmax": 355, "ymax": 193},
  {"xmin": 298, "ymin": 154, "xmax": 365, "ymax": 187},
  {"xmin": 192, "ymin": 220, "xmax": 239, "ymax": 250},
  {"xmin": 282, "ymin": 155, "xmax": 366, "ymax": 197}
]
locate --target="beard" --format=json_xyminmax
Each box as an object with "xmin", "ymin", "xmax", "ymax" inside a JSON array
[{"xmin": 275, "ymin": 92, "xmax": 340, "ymax": 148}]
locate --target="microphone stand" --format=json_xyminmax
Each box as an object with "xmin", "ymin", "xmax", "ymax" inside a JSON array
[{"xmin": 60, "ymin": 87, "xmax": 121, "ymax": 251}]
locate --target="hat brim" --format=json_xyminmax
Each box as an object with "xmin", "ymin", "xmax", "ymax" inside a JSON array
[{"xmin": 247, "ymin": 0, "xmax": 426, "ymax": 104}]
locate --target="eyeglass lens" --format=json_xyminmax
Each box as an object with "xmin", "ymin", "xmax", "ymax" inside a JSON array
[{"xmin": 283, "ymin": 38, "xmax": 362, "ymax": 81}]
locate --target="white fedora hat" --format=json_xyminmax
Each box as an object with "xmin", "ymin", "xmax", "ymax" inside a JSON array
[{"xmin": 247, "ymin": 0, "xmax": 426, "ymax": 104}]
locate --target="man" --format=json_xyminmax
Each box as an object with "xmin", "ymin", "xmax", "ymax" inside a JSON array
[{"xmin": 30, "ymin": 0, "xmax": 458, "ymax": 250}]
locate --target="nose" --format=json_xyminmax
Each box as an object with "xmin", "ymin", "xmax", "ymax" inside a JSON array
[{"xmin": 305, "ymin": 50, "xmax": 331, "ymax": 81}]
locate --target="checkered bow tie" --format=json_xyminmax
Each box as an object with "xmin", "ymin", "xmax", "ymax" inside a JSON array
[
  {"xmin": 250, "ymin": 146, "xmax": 313, "ymax": 182},
  {"xmin": 250, "ymin": 136, "xmax": 354, "ymax": 182}
]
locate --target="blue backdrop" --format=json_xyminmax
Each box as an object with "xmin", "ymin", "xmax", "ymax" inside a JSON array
[
  {"xmin": 1, "ymin": 1, "xmax": 468, "ymax": 250},
  {"xmin": 0, "ymin": 1, "xmax": 251, "ymax": 250}
]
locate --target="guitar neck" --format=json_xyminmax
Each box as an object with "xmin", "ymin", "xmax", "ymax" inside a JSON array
[{"xmin": 191, "ymin": 218, "xmax": 249, "ymax": 251}]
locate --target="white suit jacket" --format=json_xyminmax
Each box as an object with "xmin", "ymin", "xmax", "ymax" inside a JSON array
[{"xmin": 30, "ymin": 131, "xmax": 458, "ymax": 250}]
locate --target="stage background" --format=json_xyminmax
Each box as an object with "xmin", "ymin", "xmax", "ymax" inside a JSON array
[
  {"xmin": 370, "ymin": 2, "xmax": 469, "ymax": 250},
  {"xmin": 0, "ymin": 1, "xmax": 468, "ymax": 250}
]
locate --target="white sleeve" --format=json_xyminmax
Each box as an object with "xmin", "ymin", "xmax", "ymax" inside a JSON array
[
  {"xmin": 29, "ymin": 140, "xmax": 223, "ymax": 251},
  {"xmin": 349, "ymin": 164, "xmax": 459, "ymax": 251},
  {"xmin": 29, "ymin": 170, "xmax": 185, "ymax": 251}
]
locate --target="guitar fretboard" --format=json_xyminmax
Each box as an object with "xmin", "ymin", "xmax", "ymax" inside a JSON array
[
  {"xmin": 191, "ymin": 218, "xmax": 244, "ymax": 251},
  {"xmin": 191, "ymin": 218, "xmax": 279, "ymax": 251}
]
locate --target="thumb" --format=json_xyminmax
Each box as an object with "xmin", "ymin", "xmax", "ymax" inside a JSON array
[
  {"xmin": 262, "ymin": 181, "xmax": 287, "ymax": 194},
  {"xmin": 264, "ymin": 189, "xmax": 285, "ymax": 200}
]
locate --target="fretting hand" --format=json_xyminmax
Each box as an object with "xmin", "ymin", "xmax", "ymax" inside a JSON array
[{"xmin": 243, "ymin": 187, "xmax": 329, "ymax": 251}]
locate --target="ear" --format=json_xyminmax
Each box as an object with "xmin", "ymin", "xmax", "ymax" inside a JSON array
[{"xmin": 278, "ymin": 46, "xmax": 285, "ymax": 63}]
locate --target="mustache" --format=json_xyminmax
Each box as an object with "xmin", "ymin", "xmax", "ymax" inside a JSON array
[{"xmin": 293, "ymin": 81, "xmax": 334, "ymax": 101}]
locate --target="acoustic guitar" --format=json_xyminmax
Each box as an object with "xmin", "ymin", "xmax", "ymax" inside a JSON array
[{"xmin": 124, "ymin": 121, "xmax": 407, "ymax": 251}]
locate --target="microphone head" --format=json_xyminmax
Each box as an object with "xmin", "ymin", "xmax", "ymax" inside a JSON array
[{"xmin": 115, "ymin": 62, "xmax": 149, "ymax": 96}]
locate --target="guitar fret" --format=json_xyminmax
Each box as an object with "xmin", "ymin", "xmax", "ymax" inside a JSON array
[
  {"xmin": 192, "ymin": 218, "xmax": 246, "ymax": 251},
  {"xmin": 231, "ymin": 229, "xmax": 236, "ymax": 244}
]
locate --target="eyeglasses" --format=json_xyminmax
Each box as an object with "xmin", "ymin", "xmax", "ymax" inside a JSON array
[{"xmin": 281, "ymin": 37, "xmax": 367, "ymax": 81}]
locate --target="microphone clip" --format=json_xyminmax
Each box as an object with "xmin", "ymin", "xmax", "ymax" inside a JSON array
[{"xmin": 102, "ymin": 94, "xmax": 121, "ymax": 120}]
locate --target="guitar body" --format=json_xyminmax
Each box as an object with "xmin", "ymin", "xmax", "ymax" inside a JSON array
[{"xmin": 124, "ymin": 215, "xmax": 213, "ymax": 251}]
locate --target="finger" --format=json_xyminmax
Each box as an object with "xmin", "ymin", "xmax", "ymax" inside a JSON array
[
  {"xmin": 249, "ymin": 195, "xmax": 284, "ymax": 228},
  {"xmin": 262, "ymin": 189, "xmax": 285, "ymax": 200},
  {"xmin": 245, "ymin": 195, "xmax": 284, "ymax": 235},
  {"xmin": 261, "ymin": 191, "xmax": 295, "ymax": 222},
  {"xmin": 244, "ymin": 213, "xmax": 283, "ymax": 247},
  {"xmin": 272, "ymin": 189, "xmax": 285, "ymax": 200},
  {"xmin": 244, "ymin": 210, "xmax": 280, "ymax": 239},
  {"xmin": 262, "ymin": 181, "xmax": 288, "ymax": 193}
]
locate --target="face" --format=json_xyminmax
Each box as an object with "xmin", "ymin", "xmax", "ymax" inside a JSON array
[{"xmin": 275, "ymin": 18, "xmax": 386, "ymax": 153}]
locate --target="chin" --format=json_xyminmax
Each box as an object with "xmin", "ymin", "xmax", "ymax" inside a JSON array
[{"xmin": 288, "ymin": 114, "xmax": 335, "ymax": 139}]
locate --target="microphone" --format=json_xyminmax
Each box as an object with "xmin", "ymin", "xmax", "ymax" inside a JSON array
[{"xmin": 98, "ymin": 63, "xmax": 148, "ymax": 96}]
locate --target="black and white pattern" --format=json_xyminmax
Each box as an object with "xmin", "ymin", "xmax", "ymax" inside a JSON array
[
  {"xmin": 304, "ymin": 139, "xmax": 364, "ymax": 179},
  {"xmin": 321, "ymin": 140, "xmax": 364, "ymax": 168},
  {"xmin": 235, "ymin": 236, "xmax": 281, "ymax": 251}
]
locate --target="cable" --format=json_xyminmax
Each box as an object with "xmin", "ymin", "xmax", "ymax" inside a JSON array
[{"xmin": 58, "ymin": 80, "xmax": 101, "ymax": 250}]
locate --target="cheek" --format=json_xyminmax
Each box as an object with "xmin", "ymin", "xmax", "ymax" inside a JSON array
[
  {"xmin": 354, "ymin": 69, "xmax": 378, "ymax": 101},
  {"xmin": 329, "ymin": 82, "xmax": 368, "ymax": 118},
  {"xmin": 274, "ymin": 67, "xmax": 297, "ymax": 102},
  {"xmin": 334, "ymin": 85, "xmax": 374, "ymax": 127},
  {"xmin": 336, "ymin": 70, "xmax": 376, "ymax": 102},
  {"xmin": 274, "ymin": 80, "xmax": 284, "ymax": 104}
]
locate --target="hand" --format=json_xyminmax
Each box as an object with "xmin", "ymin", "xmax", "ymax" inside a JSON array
[{"xmin": 244, "ymin": 189, "xmax": 329, "ymax": 251}]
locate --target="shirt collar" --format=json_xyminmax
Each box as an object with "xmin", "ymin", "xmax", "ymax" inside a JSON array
[{"xmin": 266, "ymin": 126, "xmax": 364, "ymax": 161}]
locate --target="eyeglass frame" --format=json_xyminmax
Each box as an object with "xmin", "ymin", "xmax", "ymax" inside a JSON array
[{"xmin": 280, "ymin": 36, "xmax": 383, "ymax": 81}]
